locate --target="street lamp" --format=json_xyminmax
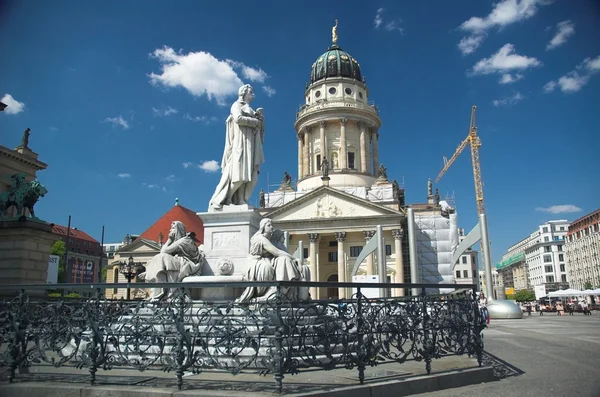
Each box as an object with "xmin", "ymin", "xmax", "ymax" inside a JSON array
[{"xmin": 118, "ymin": 256, "xmax": 142, "ymax": 300}]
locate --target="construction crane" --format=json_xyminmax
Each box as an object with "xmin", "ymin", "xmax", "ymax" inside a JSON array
[{"xmin": 436, "ymin": 105, "xmax": 485, "ymax": 215}]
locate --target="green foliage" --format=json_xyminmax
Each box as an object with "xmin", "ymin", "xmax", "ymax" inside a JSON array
[
  {"xmin": 513, "ymin": 289, "xmax": 536, "ymax": 302},
  {"xmin": 47, "ymin": 292, "xmax": 61, "ymax": 298},
  {"xmin": 584, "ymin": 280, "xmax": 593, "ymax": 290},
  {"xmin": 64, "ymin": 292, "xmax": 81, "ymax": 299},
  {"xmin": 101, "ymin": 265, "xmax": 108, "ymax": 282},
  {"xmin": 50, "ymin": 240, "xmax": 67, "ymax": 283}
]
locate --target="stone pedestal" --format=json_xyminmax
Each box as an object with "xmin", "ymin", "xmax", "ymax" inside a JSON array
[
  {"xmin": 197, "ymin": 205, "xmax": 263, "ymax": 278},
  {"xmin": 0, "ymin": 219, "xmax": 58, "ymax": 296}
]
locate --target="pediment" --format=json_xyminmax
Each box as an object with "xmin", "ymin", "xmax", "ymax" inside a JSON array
[
  {"xmin": 118, "ymin": 238, "xmax": 160, "ymax": 254},
  {"xmin": 267, "ymin": 186, "xmax": 400, "ymax": 222}
]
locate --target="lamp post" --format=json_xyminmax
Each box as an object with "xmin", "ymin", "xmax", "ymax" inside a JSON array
[{"xmin": 119, "ymin": 256, "xmax": 142, "ymax": 300}]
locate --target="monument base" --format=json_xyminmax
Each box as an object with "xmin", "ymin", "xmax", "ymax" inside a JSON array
[
  {"xmin": 0, "ymin": 219, "xmax": 57, "ymax": 296},
  {"xmin": 182, "ymin": 275, "xmax": 245, "ymax": 300},
  {"xmin": 197, "ymin": 206, "xmax": 263, "ymax": 278}
]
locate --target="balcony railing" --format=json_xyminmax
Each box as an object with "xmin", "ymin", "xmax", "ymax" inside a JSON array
[
  {"xmin": 0, "ymin": 281, "xmax": 483, "ymax": 394},
  {"xmin": 296, "ymin": 100, "xmax": 379, "ymax": 119}
]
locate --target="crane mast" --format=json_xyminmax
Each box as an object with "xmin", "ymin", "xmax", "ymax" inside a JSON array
[{"xmin": 435, "ymin": 106, "xmax": 485, "ymax": 215}]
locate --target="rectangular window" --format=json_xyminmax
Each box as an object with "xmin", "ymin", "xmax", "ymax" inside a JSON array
[
  {"xmin": 462, "ymin": 256, "xmax": 467, "ymax": 264},
  {"xmin": 456, "ymin": 270, "xmax": 461, "ymax": 278},
  {"xmin": 544, "ymin": 254, "xmax": 552, "ymax": 262},
  {"xmin": 328, "ymin": 241, "xmax": 338, "ymax": 247},
  {"xmin": 542, "ymin": 227, "xmax": 548, "ymax": 233},
  {"xmin": 303, "ymin": 248, "xmax": 309, "ymax": 259},
  {"xmin": 348, "ymin": 152, "xmax": 355, "ymax": 169},
  {"xmin": 473, "ymin": 257, "xmax": 477, "ymax": 266},
  {"xmin": 559, "ymin": 254, "xmax": 564, "ymax": 261},
  {"xmin": 385, "ymin": 245, "xmax": 392, "ymax": 256},
  {"xmin": 553, "ymin": 236, "xmax": 560, "ymax": 241},
  {"xmin": 350, "ymin": 246, "xmax": 362, "ymax": 257},
  {"xmin": 560, "ymin": 264, "xmax": 565, "ymax": 272},
  {"xmin": 561, "ymin": 274, "xmax": 567, "ymax": 282},
  {"xmin": 463, "ymin": 270, "xmax": 469, "ymax": 278},
  {"xmin": 544, "ymin": 246, "xmax": 552, "ymax": 253},
  {"xmin": 544, "ymin": 236, "xmax": 550, "ymax": 242},
  {"xmin": 557, "ymin": 245, "xmax": 563, "ymax": 252},
  {"xmin": 316, "ymin": 154, "xmax": 321, "ymax": 171},
  {"xmin": 546, "ymin": 275, "xmax": 555, "ymax": 283},
  {"xmin": 328, "ymin": 252, "xmax": 338, "ymax": 263},
  {"xmin": 545, "ymin": 265, "xmax": 553, "ymax": 273}
]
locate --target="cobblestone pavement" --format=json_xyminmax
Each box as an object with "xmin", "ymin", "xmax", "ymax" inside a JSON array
[{"xmin": 420, "ymin": 313, "xmax": 600, "ymax": 397}]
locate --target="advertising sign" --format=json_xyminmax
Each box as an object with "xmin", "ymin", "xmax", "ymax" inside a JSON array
[
  {"xmin": 67, "ymin": 257, "xmax": 97, "ymax": 284},
  {"xmin": 352, "ymin": 275, "xmax": 380, "ymax": 299},
  {"xmin": 534, "ymin": 284, "xmax": 547, "ymax": 300},
  {"xmin": 47, "ymin": 255, "xmax": 59, "ymax": 284}
]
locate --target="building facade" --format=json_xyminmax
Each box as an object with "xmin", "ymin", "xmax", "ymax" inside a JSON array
[
  {"xmin": 454, "ymin": 229, "xmax": 480, "ymax": 288},
  {"xmin": 497, "ymin": 220, "xmax": 570, "ymax": 296},
  {"xmin": 565, "ymin": 209, "xmax": 600, "ymax": 290},
  {"xmin": 51, "ymin": 224, "xmax": 106, "ymax": 284}
]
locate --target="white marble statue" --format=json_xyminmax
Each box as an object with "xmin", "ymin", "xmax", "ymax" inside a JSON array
[
  {"xmin": 209, "ymin": 84, "xmax": 265, "ymax": 211},
  {"xmin": 236, "ymin": 218, "xmax": 303, "ymax": 303},
  {"xmin": 138, "ymin": 221, "xmax": 206, "ymax": 300}
]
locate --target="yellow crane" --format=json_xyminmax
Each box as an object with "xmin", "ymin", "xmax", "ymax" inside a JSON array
[{"xmin": 435, "ymin": 105, "xmax": 485, "ymax": 215}]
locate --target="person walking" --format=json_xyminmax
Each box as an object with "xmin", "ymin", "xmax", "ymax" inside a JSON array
[
  {"xmin": 526, "ymin": 302, "xmax": 532, "ymax": 317},
  {"xmin": 478, "ymin": 292, "xmax": 490, "ymax": 325}
]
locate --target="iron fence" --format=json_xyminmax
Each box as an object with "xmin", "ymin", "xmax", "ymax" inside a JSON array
[{"xmin": 0, "ymin": 281, "xmax": 484, "ymax": 393}]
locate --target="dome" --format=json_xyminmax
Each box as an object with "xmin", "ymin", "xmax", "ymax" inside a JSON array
[{"xmin": 310, "ymin": 45, "xmax": 363, "ymax": 85}]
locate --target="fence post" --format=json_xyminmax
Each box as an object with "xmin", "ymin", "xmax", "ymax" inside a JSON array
[
  {"xmin": 356, "ymin": 286, "xmax": 365, "ymax": 384},
  {"xmin": 421, "ymin": 287, "xmax": 432, "ymax": 374},
  {"xmin": 273, "ymin": 284, "xmax": 285, "ymax": 394},
  {"xmin": 175, "ymin": 287, "xmax": 186, "ymax": 390}
]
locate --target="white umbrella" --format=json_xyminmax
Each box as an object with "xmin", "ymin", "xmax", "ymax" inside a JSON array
[
  {"xmin": 592, "ymin": 288, "xmax": 600, "ymax": 295},
  {"xmin": 581, "ymin": 289, "xmax": 597, "ymax": 296},
  {"xmin": 548, "ymin": 288, "xmax": 583, "ymax": 297},
  {"xmin": 548, "ymin": 289, "xmax": 568, "ymax": 297}
]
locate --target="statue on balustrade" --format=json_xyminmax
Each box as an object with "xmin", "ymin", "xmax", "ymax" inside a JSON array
[
  {"xmin": 138, "ymin": 221, "xmax": 206, "ymax": 300},
  {"xmin": 236, "ymin": 218, "xmax": 303, "ymax": 303},
  {"xmin": 209, "ymin": 84, "xmax": 265, "ymax": 210}
]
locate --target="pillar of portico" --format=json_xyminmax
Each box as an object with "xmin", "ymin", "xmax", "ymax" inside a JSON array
[
  {"xmin": 319, "ymin": 120, "xmax": 326, "ymax": 170},
  {"xmin": 363, "ymin": 230, "xmax": 375, "ymax": 276},
  {"xmin": 340, "ymin": 118, "xmax": 348, "ymax": 169},
  {"xmin": 359, "ymin": 122, "xmax": 367, "ymax": 173},
  {"xmin": 392, "ymin": 228, "xmax": 405, "ymax": 297},
  {"xmin": 335, "ymin": 232, "xmax": 347, "ymax": 299},
  {"xmin": 371, "ymin": 129, "xmax": 380, "ymax": 172},
  {"xmin": 308, "ymin": 233, "xmax": 319, "ymax": 299},
  {"xmin": 303, "ymin": 128, "xmax": 310, "ymax": 176},
  {"xmin": 297, "ymin": 132, "xmax": 303, "ymax": 179}
]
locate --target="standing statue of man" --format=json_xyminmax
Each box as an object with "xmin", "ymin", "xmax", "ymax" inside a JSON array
[
  {"xmin": 209, "ymin": 84, "xmax": 265, "ymax": 210},
  {"xmin": 321, "ymin": 156, "xmax": 329, "ymax": 177},
  {"xmin": 21, "ymin": 128, "xmax": 31, "ymax": 149},
  {"xmin": 428, "ymin": 178, "xmax": 433, "ymax": 196}
]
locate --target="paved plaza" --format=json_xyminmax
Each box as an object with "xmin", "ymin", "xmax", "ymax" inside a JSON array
[{"xmin": 422, "ymin": 313, "xmax": 600, "ymax": 397}]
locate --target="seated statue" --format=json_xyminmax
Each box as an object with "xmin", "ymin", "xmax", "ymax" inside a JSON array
[
  {"xmin": 138, "ymin": 221, "xmax": 205, "ymax": 300},
  {"xmin": 236, "ymin": 218, "xmax": 302, "ymax": 303}
]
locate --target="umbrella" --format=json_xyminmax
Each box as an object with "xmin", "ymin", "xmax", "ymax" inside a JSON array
[{"xmin": 581, "ymin": 289, "xmax": 597, "ymax": 296}]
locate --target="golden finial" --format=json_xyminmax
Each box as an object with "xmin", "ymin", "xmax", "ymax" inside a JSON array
[{"xmin": 332, "ymin": 19, "xmax": 338, "ymax": 45}]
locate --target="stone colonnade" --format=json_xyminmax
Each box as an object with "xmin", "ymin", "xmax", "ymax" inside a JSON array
[
  {"xmin": 297, "ymin": 119, "xmax": 380, "ymax": 179},
  {"xmin": 296, "ymin": 228, "xmax": 405, "ymax": 300}
]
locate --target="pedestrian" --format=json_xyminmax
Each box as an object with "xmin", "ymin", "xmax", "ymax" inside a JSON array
[
  {"xmin": 526, "ymin": 302, "xmax": 532, "ymax": 317},
  {"xmin": 478, "ymin": 292, "xmax": 490, "ymax": 325},
  {"xmin": 539, "ymin": 303, "xmax": 545, "ymax": 316}
]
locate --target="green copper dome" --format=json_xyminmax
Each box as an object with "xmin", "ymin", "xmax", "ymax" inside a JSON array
[{"xmin": 310, "ymin": 45, "xmax": 363, "ymax": 84}]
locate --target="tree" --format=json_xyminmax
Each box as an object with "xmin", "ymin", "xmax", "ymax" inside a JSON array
[
  {"xmin": 50, "ymin": 240, "xmax": 67, "ymax": 283},
  {"xmin": 584, "ymin": 280, "xmax": 593, "ymax": 290},
  {"xmin": 513, "ymin": 289, "xmax": 536, "ymax": 302}
]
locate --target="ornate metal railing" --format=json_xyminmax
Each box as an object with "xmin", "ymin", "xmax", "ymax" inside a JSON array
[{"xmin": 0, "ymin": 281, "xmax": 484, "ymax": 394}]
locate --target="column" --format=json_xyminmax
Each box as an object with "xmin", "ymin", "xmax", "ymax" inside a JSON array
[
  {"xmin": 319, "ymin": 120, "xmax": 326, "ymax": 169},
  {"xmin": 359, "ymin": 122, "xmax": 367, "ymax": 173},
  {"xmin": 335, "ymin": 232, "xmax": 347, "ymax": 299},
  {"xmin": 303, "ymin": 128, "xmax": 310, "ymax": 176},
  {"xmin": 297, "ymin": 132, "xmax": 304, "ymax": 179},
  {"xmin": 392, "ymin": 229, "xmax": 405, "ymax": 297},
  {"xmin": 363, "ymin": 230, "xmax": 375, "ymax": 276},
  {"xmin": 371, "ymin": 129, "xmax": 380, "ymax": 172},
  {"xmin": 308, "ymin": 233, "xmax": 319, "ymax": 299},
  {"xmin": 340, "ymin": 118, "xmax": 348, "ymax": 169}
]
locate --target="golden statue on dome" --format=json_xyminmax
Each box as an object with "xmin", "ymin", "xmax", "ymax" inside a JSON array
[{"xmin": 332, "ymin": 19, "xmax": 338, "ymax": 45}]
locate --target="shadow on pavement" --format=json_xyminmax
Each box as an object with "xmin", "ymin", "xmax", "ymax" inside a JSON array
[{"xmin": 481, "ymin": 350, "xmax": 525, "ymax": 379}]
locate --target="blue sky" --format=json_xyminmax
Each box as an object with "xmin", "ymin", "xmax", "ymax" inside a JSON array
[{"xmin": 1, "ymin": 0, "xmax": 599, "ymax": 265}]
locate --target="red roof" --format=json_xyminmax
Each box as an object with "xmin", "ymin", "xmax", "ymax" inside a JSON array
[
  {"xmin": 139, "ymin": 204, "xmax": 204, "ymax": 245},
  {"xmin": 51, "ymin": 224, "xmax": 100, "ymax": 243}
]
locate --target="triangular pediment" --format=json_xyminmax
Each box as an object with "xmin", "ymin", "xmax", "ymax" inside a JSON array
[
  {"xmin": 267, "ymin": 186, "xmax": 400, "ymax": 222},
  {"xmin": 118, "ymin": 238, "xmax": 160, "ymax": 255}
]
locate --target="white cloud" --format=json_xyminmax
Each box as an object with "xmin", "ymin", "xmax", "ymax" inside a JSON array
[
  {"xmin": 262, "ymin": 86, "xmax": 276, "ymax": 97},
  {"xmin": 499, "ymin": 73, "xmax": 524, "ymax": 84},
  {"xmin": 241, "ymin": 65, "xmax": 268, "ymax": 83},
  {"xmin": 142, "ymin": 182, "xmax": 167, "ymax": 192},
  {"xmin": 199, "ymin": 160, "xmax": 220, "ymax": 173},
  {"xmin": 492, "ymin": 92, "xmax": 524, "ymax": 107},
  {"xmin": 165, "ymin": 174, "xmax": 176, "ymax": 182},
  {"xmin": 50, "ymin": 127, "xmax": 59, "ymax": 132},
  {"xmin": 373, "ymin": 8, "xmax": 403, "ymax": 33},
  {"xmin": 544, "ymin": 55, "xmax": 600, "ymax": 93},
  {"xmin": 535, "ymin": 205, "xmax": 582, "ymax": 214},
  {"xmin": 182, "ymin": 162, "xmax": 193, "ymax": 169},
  {"xmin": 458, "ymin": 0, "xmax": 551, "ymax": 54},
  {"xmin": 374, "ymin": 8, "xmax": 384, "ymax": 29},
  {"xmin": 152, "ymin": 106, "xmax": 178, "ymax": 117},
  {"xmin": 104, "ymin": 115, "xmax": 130, "ymax": 129},
  {"xmin": 458, "ymin": 34, "xmax": 486, "ymax": 55},
  {"xmin": 117, "ymin": 173, "xmax": 131, "ymax": 178},
  {"xmin": 1, "ymin": 94, "xmax": 25, "ymax": 115},
  {"xmin": 546, "ymin": 20, "xmax": 575, "ymax": 51},
  {"xmin": 471, "ymin": 44, "xmax": 541, "ymax": 76}
]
